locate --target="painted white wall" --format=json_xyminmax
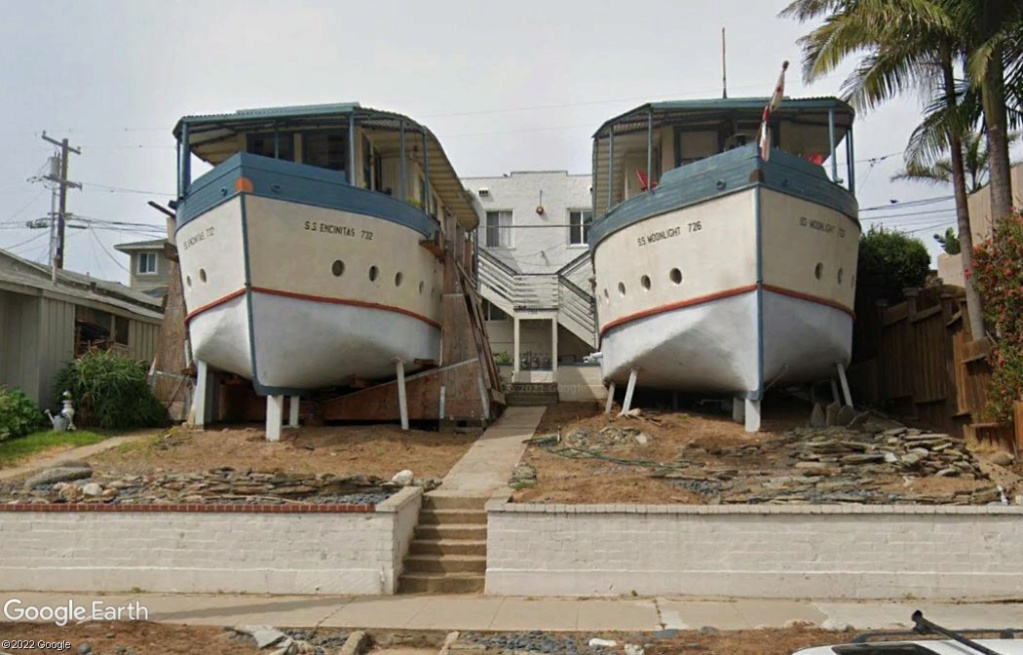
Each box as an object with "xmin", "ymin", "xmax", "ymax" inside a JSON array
[
  {"xmin": 0, "ymin": 488, "xmax": 421, "ymax": 596},
  {"xmin": 462, "ymin": 171, "xmax": 592, "ymax": 274},
  {"xmin": 486, "ymin": 503, "xmax": 1023, "ymax": 599}
]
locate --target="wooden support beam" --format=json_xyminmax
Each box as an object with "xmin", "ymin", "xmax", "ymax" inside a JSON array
[{"xmin": 419, "ymin": 237, "xmax": 445, "ymax": 259}]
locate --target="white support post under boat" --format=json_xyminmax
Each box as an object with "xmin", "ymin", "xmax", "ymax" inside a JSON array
[
  {"xmin": 618, "ymin": 369, "xmax": 638, "ymax": 416},
  {"xmin": 604, "ymin": 381, "xmax": 616, "ymax": 415},
  {"xmin": 287, "ymin": 395, "xmax": 300, "ymax": 429},
  {"xmin": 266, "ymin": 395, "xmax": 284, "ymax": 443},
  {"xmin": 732, "ymin": 397, "xmax": 745, "ymax": 423},
  {"xmin": 830, "ymin": 378, "xmax": 841, "ymax": 405},
  {"xmin": 744, "ymin": 398, "xmax": 761, "ymax": 433},
  {"xmin": 835, "ymin": 362, "xmax": 853, "ymax": 407},
  {"xmin": 193, "ymin": 360, "xmax": 209, "ymax": 429},
  {"xmin": 395, "ymin": 358, "xmax": 409, "ymax": 431}
]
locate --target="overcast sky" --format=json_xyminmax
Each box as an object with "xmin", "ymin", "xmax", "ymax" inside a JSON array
[{"xmin": 0, "ymin": 0, "xmax": 969, "ymax": 285}]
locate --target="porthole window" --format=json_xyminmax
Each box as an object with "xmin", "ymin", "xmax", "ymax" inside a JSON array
[
  {"xmin": 418, "ymin": 281, "xmax": 424, "ymax": 294},
  {"xmin": 603, "ymin": 288, "xmax": 609, "ymax": 301},
  {"xmin": 669, "ymin": 268, "xmax": 682, "ymax": 285},
  {"xmin": 640, "ymin": 275, "xmax": 651, "ymax": 291},
  {"xmin": 331, "ymin": 260, "xmax": 345, "ymax": 277},
  {"xmin": 837, "ymin": 268, "xmax": 844, "ymax": 284},
  {"xmin": 814, "ymin": 263, "xmax": 823, "ymax": 280},
  {"xmin": 618, "ymin": 282, "xmax": 626, "ymax": 297},
  {"xmin": 369, "ymin": 265, "xmax": 379, "ymax": 282},
  {"xmin": 186, "ymin": 275, "xmax": 192, "ymax": 287},
  {"xmin": 199, "ymin": 269, "xmax": 207, "ymax": 283},
  {"xmin": 395, "ymin": 272, "xmax": 404, "ymax": 287}
]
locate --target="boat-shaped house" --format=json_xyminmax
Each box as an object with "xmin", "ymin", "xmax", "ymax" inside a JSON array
[
  {"xmin": 171, "ymin": 103, "xmax": 501, "ymax": 438},
  {"xmin": 588, "ymin": 97, "xmax": 860, "ymax": 430}
]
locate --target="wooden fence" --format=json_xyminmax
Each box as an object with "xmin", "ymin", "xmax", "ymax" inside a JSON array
[{"xmin": 847, "ymin": 285, "xmax": 1019, "ymax": 452}]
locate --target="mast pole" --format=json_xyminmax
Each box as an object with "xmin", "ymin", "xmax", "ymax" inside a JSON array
[{"xmin": 721, "ymin": 27, "xmax": 728, "ymax": 99}]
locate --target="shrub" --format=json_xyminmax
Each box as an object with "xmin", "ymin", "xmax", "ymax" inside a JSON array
[
  {"xmin": 856, "ymin": 226, "xmax": 931, "ymax": 305},
  {"xmin": 0, "ymin": 387, "xmax": 45, "ymax": 441},
  {"xmin": 972, "ymin": 209, "xmax": 1023, "ymax": 423},
  {"xmin": 53, "ymin": 349, "xmax": 166, "ymax": 430}
]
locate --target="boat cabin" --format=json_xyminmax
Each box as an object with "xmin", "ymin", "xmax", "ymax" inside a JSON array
[
  {"xmin": 171, "ymin": 103, "xmax": 479, "ymax": 234},
  {"xmin": 591, "ymin": 97, "xmax": 855, "ymax": 214}
]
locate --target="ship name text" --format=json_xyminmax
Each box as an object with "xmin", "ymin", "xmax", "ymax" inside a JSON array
[
  {"xmin": 182, "ymin": 226, "xmax": 215, "ymax": 250},
  {"xmin": 799, "ymin": 216, "xmax": 846, "ymax": 238},
  {"xmin": 303, "ymin": 221, "xmax": 373, "ymax": 240},
  {"xmin": 636, "ymin": 221, "xmax": 701, "ymax": 247}
]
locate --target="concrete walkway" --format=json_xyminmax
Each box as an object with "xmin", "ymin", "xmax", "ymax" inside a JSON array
[
  {"xmin": 434, "ymin": 406, "xmax": 545, "ymax": 496},
  {"xmin": 0, "ymin": 433, "xmax": 151, "ymax": 481},
  {"xmin": 4, "ymin": 592, "xmax": 1020, "ymax": 631}
]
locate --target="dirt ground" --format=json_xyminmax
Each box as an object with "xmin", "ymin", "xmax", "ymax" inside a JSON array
[
  {"xmin": 0, "ymin": 622, "xmax": 866, "ymax": 655},
  {"xmin": 515, "ymin": 401, "xmax": 1016, "ymax": 505},
  {"xmin": 86, "ymin": 424, "xmax": 480, "ymax": 480}
]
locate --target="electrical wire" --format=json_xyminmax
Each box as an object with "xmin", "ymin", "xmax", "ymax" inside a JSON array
[
  {"xmin": 87, "ymin": 227, "xmax": 131, "ymax": 274},
  {"xmin": 4, "ymin": 231, "xmax": 48, "ymax": 252}
]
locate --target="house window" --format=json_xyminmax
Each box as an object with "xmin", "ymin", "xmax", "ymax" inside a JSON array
[
  {"xmin": 485, "ymin": 210, "xmax": 513, "ymax": 248},
  {"xmin": 247, "ymin": 132, "xmax": 294, "ymax": 162},
  {"xmin": 569, "ymin": 210, "xmax": 593, "ymax": 245},
  {"xmin": 138, "ymin": 252, "xmax": 158, "ymax": 275}
]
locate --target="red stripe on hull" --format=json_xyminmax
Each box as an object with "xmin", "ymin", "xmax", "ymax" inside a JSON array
[{"xmin": 598, "ymin": 283, "xmax": 854, "ymax": 337}]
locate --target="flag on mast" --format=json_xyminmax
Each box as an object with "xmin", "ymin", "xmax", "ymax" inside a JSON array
[{"xmin": 759, "ymin": 60, "xmax": 789, "ymax": 161}]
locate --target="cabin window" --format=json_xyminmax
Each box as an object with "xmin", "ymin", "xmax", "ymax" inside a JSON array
[
  {"xmin": 431, "ymin": 194, "xmax": 440, "ymax": 219},
  {"xmin": 419, "ymin": 177, "xmax": 428, "ymax": 208},
  {"xmin": 137, "ymin": 252, "xmax": 158, "ymax": 275},
  {"xmin": 247, "ymin": 133, "xmax": 294, "ymax": 162},
  {"xmin": 568, "ymin": 210, "xmax": 593, "ymax": 245},
  {"xmin": 303, "ymin": 131, "xmax": 346, "ymax": 172},
  {"xmin": 485, "ymin": 211, "xmax": 513, "ymax": 248}
]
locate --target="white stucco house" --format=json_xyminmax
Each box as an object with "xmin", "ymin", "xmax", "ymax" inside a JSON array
[{"xmin": 460, "ymin": 171, "xmax": 604, "ymax": 401}]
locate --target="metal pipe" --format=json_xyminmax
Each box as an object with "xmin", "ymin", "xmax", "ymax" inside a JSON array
[
  {"xmin": 399, "ymin": 120, "xmax": 407, "ymax": 201},
  {"xmin": 274, "ymin": 124, "xmax": 279, "ymax": 159},
  {"xmin": 180, "ymin": 123, "xmax": 191, "ymax": 195},
  {"xmin": 828, "ymin": 107, "xmax": 838, "ymax": 181},
  {"xmin": 646, "ymin": 108, "xmax": 653, "ymax": 191},
  {"xmin": 175, "ymin": 137, "xmax": 182, "ymax": 198},
  {"xmin": 607, "ymin": 128, "xmax": 615, "ymax": 211},
  {"xmin": 422, "ymin": 130, "xmax": 431, "ymax": 214},
  {"xmin": 846, "ymin": 125, "xmax": 856, "ymax": 191},
  {"xmin": 347, "ymin": 111, "xmax": 356, "ymax": 185}
]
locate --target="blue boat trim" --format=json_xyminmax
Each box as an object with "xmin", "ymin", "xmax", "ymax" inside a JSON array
[
  {"xmin": 176, "ymin": 152, "xmax": 439, "ymax": 239},
  {"xmin": 587, "ymin": 145, "xmax": 858, "ymax": 249}
]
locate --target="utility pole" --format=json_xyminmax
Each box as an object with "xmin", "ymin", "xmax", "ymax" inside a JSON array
[{"xmin": 41, "ymin": 132, "xmax": 81, "ymax": 276}]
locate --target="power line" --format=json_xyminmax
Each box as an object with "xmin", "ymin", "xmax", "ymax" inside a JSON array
[
  {"xmin": 4, "ymin": 231, "xmax": 48, "ymax": 252},
  {"xmin": 78, "ymin": 181, "xmax": 175, "ymax": 196},
  {"xmin": 87, "ymin": 227, "xmax": 130, "ymax": 274}
]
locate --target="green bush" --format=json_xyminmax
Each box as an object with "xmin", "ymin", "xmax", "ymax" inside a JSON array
[
  {"xmin": 53, "ymin": 349, "xmax": 166, "ymax": 430},
  {"xmin": 856, "ymin": 226, "xmax": 931, "ymax": 305},
  {"xmin": 0, "ymin": 386, "xmax": 45, "ymax": 441},
  {"xmin": 972, "ymin": 209, "xmax": 1023, "ymax": 423}
]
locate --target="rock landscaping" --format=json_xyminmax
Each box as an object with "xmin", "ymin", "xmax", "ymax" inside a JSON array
[
  {"xmin": 1, "ymin": 463, "xmax": 441, "ymax": 506},
  {"xmin": 516, "ymin": 402, "xmax": 1021, "ymax": 505}
]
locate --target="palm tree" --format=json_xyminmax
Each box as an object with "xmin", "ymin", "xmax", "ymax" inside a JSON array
[
  {"xmin": 893, "ymin": 130, "xmax": 1014, "ymax": 194},
  {"xmin": 779, "ymin": 0, "xmax": 988, "ymax": 337},
  {"xmin": 957, "ymin": 0, "xmax": 1023, "ymax": 226}
]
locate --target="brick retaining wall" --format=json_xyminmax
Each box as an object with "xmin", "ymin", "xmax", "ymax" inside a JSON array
[
  {"xmin": 0, "ymin": 487, "xmax": 422, "ymax": 595},
  {"xmin": 485, "ymin": 500, "xmax": 1023, "ymax": 599}
]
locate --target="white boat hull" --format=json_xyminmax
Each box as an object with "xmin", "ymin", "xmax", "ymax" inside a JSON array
[
  {"xmin": 177, "ymin": 185, "xmax": 443, "ymax": 394},
  {"xmin": 593, "ymin": 184, "xmax": 859, "ymax": 396}
]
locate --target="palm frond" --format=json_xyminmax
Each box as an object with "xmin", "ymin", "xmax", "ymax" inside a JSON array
[{"xmin": 892, "ymin": 160, "xmax": 955, "ymax": 186}]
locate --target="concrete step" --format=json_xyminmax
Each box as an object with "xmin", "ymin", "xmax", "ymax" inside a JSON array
[
  {"xmin": 506, "ymin": 393, "xmax": 560, "ymax": 406},
  {"xmin": 408, "ymin": 539, "xmax": 487, "ymax": 557},
  {"xmin": 414, "ymin": 523, "xmax": 487, "ymax": 541},
  {"xmin": 403, "ymin": 555, "xmax": 486, "ymax": 574},
  {"xmin": 398, "ymin": 573, "xmax": 484, "ymax": 594},
  {"xmin": 423, "ymin": 495, "xmax": 489, "ymax": 511},
  {"xmin": 418, "ymin": 509, "xmax": 487, "ymax": 525}
]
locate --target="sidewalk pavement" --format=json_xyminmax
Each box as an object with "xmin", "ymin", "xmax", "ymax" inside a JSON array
[
  {"xmin": 5, "ymin": 593, "xmax": 1020, "ymax": 631},
  {"xmin": 0, "ymin": 434, "xmax": 151, "ymax": 482}
]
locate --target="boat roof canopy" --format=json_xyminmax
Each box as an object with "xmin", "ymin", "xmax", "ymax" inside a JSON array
[
  {"xmin": 173, "ymin": 102, "xmax": 479, "ymax": 231},
  {"xmin": 593, "ymin": 96, "xmax": 854, "ymax": 139}
]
